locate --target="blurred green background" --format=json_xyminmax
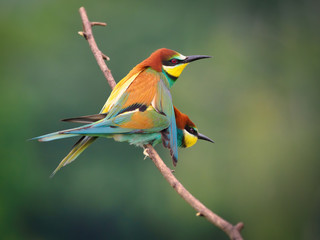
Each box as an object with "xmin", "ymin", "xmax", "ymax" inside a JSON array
[{"xmin": 1, "ymin": 0, "xmax": 319, "ymax": 239}]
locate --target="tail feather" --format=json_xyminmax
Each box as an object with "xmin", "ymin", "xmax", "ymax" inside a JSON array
[
  {"xmin": 31, "ymin": 132, "xmax": 78, "ymax": 142},
  {"xmin": 50, "ymin": 136, "xmax": 97, "ymax": 178},
  {"xmin": 31, "ymin": 121, "xmax": 101, "ymax": 142},
  {"xmin": 61, "ymin": 113, "xmax": 107, "ymax": 124}
]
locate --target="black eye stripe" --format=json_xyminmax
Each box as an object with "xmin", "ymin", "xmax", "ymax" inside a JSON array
[
  {"xmin": 185, "ymin": 126, "xmax": 197, "ymax": 135},
  {"xmin": 162, "ymin": 58, "xmax": 182, "ymax": 66}
]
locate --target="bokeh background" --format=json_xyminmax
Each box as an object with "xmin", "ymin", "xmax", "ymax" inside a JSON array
[{"xmin": 1, "ymin": 0, "xmax": 319, "ymax": 239}]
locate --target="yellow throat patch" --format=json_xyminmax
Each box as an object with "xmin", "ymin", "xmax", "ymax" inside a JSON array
[
  {"xmin": 183, "ymin": 129, "xmax": 198, "ymax": 148},
  {"xmin": 163, "ymin": 63, "xmax": 188, "ymax": 78}
]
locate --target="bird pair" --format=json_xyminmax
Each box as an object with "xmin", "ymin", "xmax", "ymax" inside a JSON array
[{"xmin": 33, "ymin": 48, "xmax": 213, "ymax": 177}]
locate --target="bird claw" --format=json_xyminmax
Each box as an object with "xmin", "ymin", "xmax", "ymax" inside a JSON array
[{"xmin": 143, "ymin": 148, "xmax": 150, "ymax": 160}]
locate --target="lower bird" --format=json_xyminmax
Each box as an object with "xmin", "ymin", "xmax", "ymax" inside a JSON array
[{"xmin": 33, "ymin": 106, "xmax": 213, "ymax": 177}]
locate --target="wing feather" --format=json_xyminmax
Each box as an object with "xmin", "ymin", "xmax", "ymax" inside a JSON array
[{"xmin": 152, "ymin": 78, "xmax": 178, "ymax": 165}]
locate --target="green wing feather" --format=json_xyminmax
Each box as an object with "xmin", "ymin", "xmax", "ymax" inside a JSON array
[{"xmin": 152, "ymin": 78, "xmax": 178, "ymax": 165}]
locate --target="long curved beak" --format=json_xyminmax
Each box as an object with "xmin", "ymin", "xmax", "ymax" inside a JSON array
[
  {"xmin": 184, "ymin": 55, "xmax": 212, "ymax": 63},
  {"xmin": 197, "ymin": 133, "xmax": 214, "ymax": 143}
]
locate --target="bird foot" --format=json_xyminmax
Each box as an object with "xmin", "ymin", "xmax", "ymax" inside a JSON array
[{"xmin": 143, "ymin": 148, "xmax": 150, "ymax": 160}]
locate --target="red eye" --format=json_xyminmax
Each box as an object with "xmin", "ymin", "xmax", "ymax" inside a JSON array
[{"xmin": 170, "ymin": 59, "xmax": 178, "ymax": 64}]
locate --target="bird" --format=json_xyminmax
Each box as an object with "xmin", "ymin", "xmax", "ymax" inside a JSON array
[
  {"xmin": 33, "ymin": 48, "xmax": 211, "ymax": 176},
  {"xmin": 61, "ymin": 107, "xmax": 214, "ymax": 147},
  {"xmin": 34, "ymin": 106, "xmax": 213, "ymax": 177}
]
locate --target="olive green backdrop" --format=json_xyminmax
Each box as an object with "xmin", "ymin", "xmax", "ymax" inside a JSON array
[{"xmin": 1, "ymin": 0, "xmax": 319, "ymax": 239}]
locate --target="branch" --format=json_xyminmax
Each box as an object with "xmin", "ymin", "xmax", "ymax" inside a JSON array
[
  {"xmin": 79, "ymin": 8, "xmax": 115, "ymax": 89},
  {"xmin": 146, "ymin": 145, "xmax": 244, "ymax": 240},
  {"xmin": 78, "ymin": 6, "xmax": 244, "ymax": 240}
]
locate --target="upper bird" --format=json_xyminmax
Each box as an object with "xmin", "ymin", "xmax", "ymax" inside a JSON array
[{"xmin": 33, "ymin": 48, "xmax": 211, "ymax": 176}]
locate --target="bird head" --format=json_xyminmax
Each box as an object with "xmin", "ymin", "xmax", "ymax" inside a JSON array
[
  {"xmin": 174, "ymin": 106, "xmax": 214, "ymax": 148},
  {"xmin": 141, "ymin": 48, "xmax": 211, "ymax": 87}
]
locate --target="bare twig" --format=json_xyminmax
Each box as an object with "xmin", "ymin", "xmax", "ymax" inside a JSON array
[
  {"xmin": 91, "ymin": 21, "xmax": 107, "ymax": 26},
  {"xmin": 79, "ymin": 7, "xmax": 115, "ymax": 89},
  {"xmin": 78, "ymin": 6, "xmax": 244, "ymax": 240}
]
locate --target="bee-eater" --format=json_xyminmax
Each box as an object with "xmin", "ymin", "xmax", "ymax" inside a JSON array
[
  {"xmin": 33, "ymin": 48, "xmax": 211, "ymax": 176},
  {"xmin": 34, "ymin": 106, "xmax": 213, "ymax": 176}
]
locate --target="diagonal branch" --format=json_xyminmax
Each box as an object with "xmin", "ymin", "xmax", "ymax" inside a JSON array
[
  {"xmin": 146, "ymin": 145, "xmax": 244, "ymax": 240},
  {"xmin": 78, "ymin": 6, "xmax": 244, "ymax": 240}
]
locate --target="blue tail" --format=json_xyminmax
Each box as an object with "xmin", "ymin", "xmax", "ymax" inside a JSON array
[{"xmin": 31, "ymin": 131, "xmax": 79, "ymax": 142}]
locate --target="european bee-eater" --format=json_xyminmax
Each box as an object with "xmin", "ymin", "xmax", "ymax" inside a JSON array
[
  {"xmin": 33, "ymin": 48, "xmax": 211, "ymax": 176},
  {"xmin": 34, "ymin": 106, "xmax": 213, "ymax": 176},
  {"xmin": 61, "ymin": 107, "xmax": 213, "ymax": 147}
]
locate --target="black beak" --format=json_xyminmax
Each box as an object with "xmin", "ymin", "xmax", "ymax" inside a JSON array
[
  {"xmin": 197, "ymin": 133, "xmax": 214, "ymax": 143},
  {"xmin": 184, "ymin": 55, "xmax": 212, "ymax": 63}
]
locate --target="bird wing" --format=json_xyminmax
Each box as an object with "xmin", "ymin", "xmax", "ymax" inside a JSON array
[
  {"xmin": 152, "ymin": 78, "xmax": 178, "ymax": 165},
  {"xmin": 100, "ymin": 71, "xmax": 141, "ymax": 114},
  {"xmin": 58, "ymin": 106, "xmax": 170, "ymax": 136},
  {"xmin": 100, "ymin": 68, "xmax": 161, "ymax": 119}
]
